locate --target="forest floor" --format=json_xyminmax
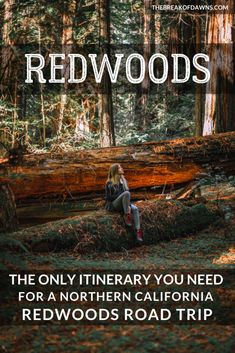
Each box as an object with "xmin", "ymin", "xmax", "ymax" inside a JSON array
[{"xmin": 0, "ymin": 186, "xmax": 234, "ymax": 353}]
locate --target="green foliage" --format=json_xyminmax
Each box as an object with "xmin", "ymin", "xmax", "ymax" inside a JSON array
[
  {"xmin": 115, "ymin": 93, "xmax": 195, "ymax": 144},
  {"xmin": 0, "ymin": 0, "xmax": 203, "ymax": 154}
]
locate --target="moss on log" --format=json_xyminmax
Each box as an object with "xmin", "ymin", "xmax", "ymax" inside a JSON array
[{"xmin": 11, "ymin": 200, "xmax": 219, "ymax": 254}]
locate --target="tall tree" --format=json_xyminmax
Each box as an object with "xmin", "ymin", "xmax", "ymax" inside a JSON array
[
  {"xmin": 203, "ymin": 0, "xmax": 235, "ymax": 135},
  {"xmin": 141, "ymin": 0, "xmax": 152, "ymax": 125},
  {"xmin": 57, "ymin": 0, "xmax": 76, "ymax": 136},
  {"xmin": 167, "ymin": 14, "xmax": 179, "ymax": 97},
  {"xmin": 1, "ymin": 0, "xmax": 18, "ymax": 147},
  {"xmin": 194, "ymin": 4, "xmax": 203, "ymax": 136},
  {"xmin": 153, "ymin": 0, "xmax": 161, "ymax": 50},
  {"xmin": 135, "ymin": 0, "xmax": 152, "ymax": 129},
  {"xmin": 38, "ymin": 24, "xmax": 46, "ymax": 146},
  {"xmin": 98, "ymin": 0, "xmax": 115, "ymax": 147},
  {"xmin": 1, "ymin": 0, "xmax": 14, "ymax": 89}
]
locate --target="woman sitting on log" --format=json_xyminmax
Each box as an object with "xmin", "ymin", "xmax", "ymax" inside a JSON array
[{"xmin": 105, "ymin": 163, "xmax": 143, "ymax": 242}]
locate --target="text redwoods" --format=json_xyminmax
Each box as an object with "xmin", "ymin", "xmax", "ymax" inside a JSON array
[{"xmin": 25, "ymin": 53, "xmax": 210, "ymax": 84}]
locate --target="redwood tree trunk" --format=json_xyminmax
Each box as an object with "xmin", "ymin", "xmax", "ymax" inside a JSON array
[
  {"xmin": 57, "ymin": 0, "xmax": 76, "ymax": 136},
  {"xmin": 135, "ymin": 0, "xmax": 152, "ymax": 128},
  {"xmin": 0, "ymin": 132, "xmax": 234, "ymax": 204},
  {"xmin": 1, "ymin": 0, "xmax": 14, "ymax": 90},
  {"xmin": 98, "ymin": 0, "xmax": 115, "ymax": 147},
  {"xmin": 203, "ymin": 0, "xmax": 235, "ymax": 135},
  {"xmin": 194, "ymin": 7, "xmax": 203, "ymax": 136}
]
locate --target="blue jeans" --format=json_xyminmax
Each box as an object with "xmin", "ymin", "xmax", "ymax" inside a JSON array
[{"xmin": 112, "ymin": 191, "xmax": 140, "ymax": 230}]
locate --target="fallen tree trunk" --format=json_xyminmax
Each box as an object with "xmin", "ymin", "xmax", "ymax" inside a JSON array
[
  {"xmin": 16, "ymin": 190, "xmax": 169, "ymax": 227},
  {"xmin": 0, "ymin": 132, "xmax": 235, "ymax": 204},
  {"xmin": 11, "ymin": 200, "xmax": 219, "ymax": 254}
]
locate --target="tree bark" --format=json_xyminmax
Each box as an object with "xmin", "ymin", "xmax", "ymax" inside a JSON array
[
  {"xmin": 0, "ymin": 132, "xmax": 234, "ymax": 204},
  {"xmin": 38, "ymin": 25, "xmax": 46, "ymax": 146},
  {"xmin": 135, "ymin": 0, "xmax": 152, "ymax": 128},
  {"xmin": 0, "ymin": 0, "xmax": 15, "ymax": 91},
  {"xmin": 0, "ymin": 184, "xmax": 18, "ymax": 233},
  {"xmin": 98, "ymin": 0, "xmax": 115, "ymax": 147},
  {"xmin": 167, "ymin": 2, "xmax": 179, "ymax": 97},
  {"xmin": 57, "ymin": 0, "xmax": 76, "ymax": 136},
  {"xmin": 203, "ymin": 0, "xmax": 235, "ymax": 135},
  {"xmin": 153, "ymin": 0, "xmax": 161, "ymax": 96},
  {"xmin": 194, "ymin": 9, "xmax": 203, "ymax": 136}
]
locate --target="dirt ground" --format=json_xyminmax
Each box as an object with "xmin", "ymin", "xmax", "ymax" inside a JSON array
[{"xmin": 0, "ymin": 190, "xmax": 234, "ymax": 353}]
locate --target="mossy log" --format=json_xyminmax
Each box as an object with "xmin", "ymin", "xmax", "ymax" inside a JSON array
[
  {"xmin": 12, "ymin": 200, "xmax": 219, "ymax": 254},
  {"xmin": 0, "ymin": 132, "xmax": 234, "ymax": 204},
  {"xmin": 16, "ymin": 191, "xmax": 166, "ymax": 226}
]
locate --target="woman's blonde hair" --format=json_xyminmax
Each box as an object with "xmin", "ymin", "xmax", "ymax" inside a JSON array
[
  {"xmin": 108, "ymin": 163, "xmax": 120, "ymax": 184},
  {"xmin": 107, "ymin": 164, "xmax": 129, "ymax": 190}
]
